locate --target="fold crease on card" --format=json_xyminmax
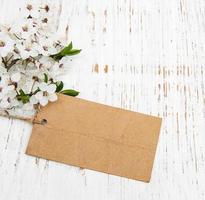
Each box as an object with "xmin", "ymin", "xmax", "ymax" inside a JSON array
[{"xmin": 26, "ymin": 94, "xmax": 162, "ymax": 182}]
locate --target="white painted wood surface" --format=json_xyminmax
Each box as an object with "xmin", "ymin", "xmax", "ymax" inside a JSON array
[{"xmin": 0, "ymin": 0, "xmax": 205, "ymax": 199}]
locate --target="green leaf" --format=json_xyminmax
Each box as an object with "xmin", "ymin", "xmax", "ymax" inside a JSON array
[
  {"xmin": 17, "ymin": 89, "xmax": 30, "ymax": 104},
  {"xmin": 44, "ymin": 73, "xmax": 48, "ymax": 83},
  {"xmin": 63, "ymin": 49, "xmax": 81, "ymax": 56},
  {"xmin": 20, "ymin": 95, "xmax": 30, "ymax": 104},
  {"xmin": 19, "ymin": 89, "xmax": 26, "ymax": 96},
  {"xmin": 50, "ymin": 41, "xmax": 81, "ymax": 61},
  {"xmin": 68, "ymin": 41, "xmax": 73, "ymax": 49},
  {"xmin": 60, "ymin": 42, "xmax": 73, "ymax": 55},
  {"xmin": 55, "ymin": 81, "xmax": 64, "ymax": 92},
  {"xmin": 60, "ymin": 89, "xmax": 79, "ymax": 97}
]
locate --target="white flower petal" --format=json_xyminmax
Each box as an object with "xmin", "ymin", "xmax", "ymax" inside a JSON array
[
  {"xmin": 10, "ymin": 99, "xmax": 20, "ymax": 107},
  {"xmin": 0, "ymin": 49, "xmax": 8, "ymax": 57},
  {"xmin": 11, "ymin": 72, "xmax": 21, "ymax": 82},
  {"xmin": 7, "ymin": 85, "xmax": 15, "ymax": 91},
  {"xmin": 34, "ymin": 91, "xmax": 43, "ymax": 100},
  {"xmin": 39, "ymin": 56, "xmax": 54, "ymax": 69},
  {"xmin": 39, "ymin": 96, "xmax": 48, "ymax": 106},
  {"xmin": 8, "ymin": 90, "xmax": 17, "ymax": 99},
  {"xmin": 39, "ymin": 82, "xmax": 47, "ymax": 91},
  {"xmin": 0, "ymin": 32, "xmax": 14, "ymax": 57},
  {"xmin": 46, "ymin": 84, "xmax": 56, "ymax": 94},
  {"xmin": 30, "ymin": 95, "xmax": 38, "ymax": 104},
  {"xmin": 48, "ymin": 93, "xmax": 57, "ymax": 102},
  {"xmin": 0, "ymin": 99, "xmax": 10, "ymax": 108},
  {"xmin": 22, "ymin": 102, "xmax": 34, "ymax": 111}
]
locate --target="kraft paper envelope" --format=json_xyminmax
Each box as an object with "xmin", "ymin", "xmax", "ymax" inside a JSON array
[{"xmin": 26, "ymin": 94, "xmax": 162, "ymax": 182}]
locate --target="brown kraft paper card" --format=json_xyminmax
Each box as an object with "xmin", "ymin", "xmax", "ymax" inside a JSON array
[{"xmin": 26, "ymin": 94, "xmax": 162, "ymax": 182}]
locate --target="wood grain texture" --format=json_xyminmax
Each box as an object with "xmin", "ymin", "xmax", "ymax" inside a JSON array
[{"xmin": 0, "ymin": 0, "xmax": 205, "ymax": 199}]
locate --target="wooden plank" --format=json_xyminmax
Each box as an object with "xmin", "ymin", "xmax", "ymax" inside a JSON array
[{"xmin": 0, "ymin": 0, "xmax": 205, "ymax": 199}]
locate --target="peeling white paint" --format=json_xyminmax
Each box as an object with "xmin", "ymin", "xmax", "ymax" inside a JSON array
[{"xmin": 0, "ymin": 0, "xmax": 205, "ymax": 199}]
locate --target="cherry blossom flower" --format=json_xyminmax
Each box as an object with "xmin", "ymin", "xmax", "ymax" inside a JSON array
[
  {"xmin": 13, "ymin": 18, "xmax": 38, "ymax": 40},
  {"xmin": 36, "ymin": 37, "xmax": 58, "ymax": 56},
  {"xmin": 10, "ymin": 72, "xmax": 21, "ymax": 82},
  {"xmin": 34, "ymin": 82, "xmax": 57, "ymax": 106},
  {"xmin": 0, "ymin": 32, "xmax": 14, "ymax": 57},
  {"xmin": 21, "ymin": 3, "xmax": 40, "ymax": 19},
  {"xmin": 0, "ymin": 83, "xmax": 16, "ymax": 109},
  {"xmin": 16, "ymin": 41, "xmax": 39, "ymax": 59},
  {"xmin": 37, "ymin": 56, "xmax": 55, "ymax": 69},
  {"xmin": 0, "ymin": 2, "xmax": 81, "ymax": 118}
]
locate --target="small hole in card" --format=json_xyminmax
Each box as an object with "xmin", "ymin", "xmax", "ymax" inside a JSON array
[{"xmin": 41, "ymin": 119, "xmax": 47, "ymax": 125}]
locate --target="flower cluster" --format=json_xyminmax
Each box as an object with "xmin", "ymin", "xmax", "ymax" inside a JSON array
[{"xmin": 0, "ymin": 3, "xmax": 81, "ymax": 117}]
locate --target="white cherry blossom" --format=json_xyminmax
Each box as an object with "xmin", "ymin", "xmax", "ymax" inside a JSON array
[
  {"xmin": 10, "ymin": 72, "xmax": 21, "ymax": 82},
  {"xmin": 16, "ymin": 41, "xmax": 39, "ymax": 59},
  {"xmin": 34, "ymin": 82, "xmax": 58, "ymax": 106},
  {"xmin": 37, "ymin": 56, "xmax": 55, "ymax": 69},
  {"xmin": 0, "ymin": 32, "xmax": 14, "ymax": 57},
  {"xmin": 36, "ymin": 37, "xmax": 57, "ymax": 56},
  {"xmin": 21, "ymin": 3, "xmax": 40, "ymax": 19},
  {"xmin": 13, "ymin": 18, "xmax": 38, "ymax": 40},
  {"xmin": 0, "ymin": 2, "xmax": 80, "ymax": 118},
  {"xmin": 0, "ymin": 83, "xmax": 16, "ymax": 109}
]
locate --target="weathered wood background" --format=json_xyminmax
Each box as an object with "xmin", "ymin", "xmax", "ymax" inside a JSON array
[{"xmin": 0, "ymin": 0, "xmax": 205, "ymax": 199}]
